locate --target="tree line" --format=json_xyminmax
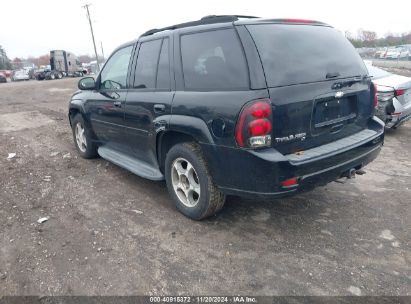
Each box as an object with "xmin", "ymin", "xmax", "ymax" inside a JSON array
[
  {"xmin": 0, "ymin": 45, "xmax": 13, "ymax": 69},
  {"xmin": 345, "ymin": 29, "xmax": 411, "ymax": 48}
]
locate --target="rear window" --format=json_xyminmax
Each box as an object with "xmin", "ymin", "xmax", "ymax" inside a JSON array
[
  {"xmin": 247, "ymin": 24, "xmax": 367, "ymax": 87},
  {"xmin": 180, "ymin": 29, "xmax": 249, "ymax": 90}
]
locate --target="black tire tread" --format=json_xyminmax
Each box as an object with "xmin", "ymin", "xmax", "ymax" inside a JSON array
[
  {"xmin": 181, "ymin": 142, "xmax": 225, "ymax": 219},
  {"xmin": 71, "ymin": 114, "xmax": 98, "ymax": 159}
]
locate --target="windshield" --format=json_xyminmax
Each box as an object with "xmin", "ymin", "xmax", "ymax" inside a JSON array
[
  {"xmin": 247, "ymin": 24, "xmax": 368, "ymax": 87},
  {"xmin": 366, "ymin": 65, "xmax": 391, "ymax": 79}
]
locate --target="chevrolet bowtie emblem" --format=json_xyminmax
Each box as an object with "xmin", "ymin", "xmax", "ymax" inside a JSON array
[{"xmin": 335, "ymin": 91, "xmax": 344, "ymax": 98}]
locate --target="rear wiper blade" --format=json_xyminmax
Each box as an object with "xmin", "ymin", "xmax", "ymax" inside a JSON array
[
  {"xmin": 331, "ymin": 75, "xmax": 369, "ymax": 90},
  {"xmin": 326, "ymin": 72, "xmax": 341, "ymax": 79}
]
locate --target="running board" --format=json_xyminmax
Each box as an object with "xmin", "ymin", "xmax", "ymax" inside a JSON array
[{"xmin": 98, "ymin": 146, "xmax": 164, "ymax": 181}]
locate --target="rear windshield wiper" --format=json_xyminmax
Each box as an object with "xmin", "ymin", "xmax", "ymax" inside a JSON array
[{"xmin": 331, "ymin": 75, "xmax": 370, "ymax": 90}]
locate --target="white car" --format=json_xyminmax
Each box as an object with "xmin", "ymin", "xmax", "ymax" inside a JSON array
[
  {"xmin": 367, "ymin": 64, "xmax": 411, "ymax": 128},
  {"xmin": 11, "ymin": 69, "xmax": 30, "ymax": 81},
  {"xmin": 375, "ymin": 47, "xmax": 388, "ymax": 58},
  {"xmin": 382, "ymin": 47, "xmax": 409, "ymax": 60}
]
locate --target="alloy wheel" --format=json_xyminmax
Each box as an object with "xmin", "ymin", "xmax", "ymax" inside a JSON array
[
  {"xmin": 75, "ymin": 122, "xmax": 87, "ymax": 153},
  {"xmin": 171, "ymin": 157, "xmax": 201, "ymax": 207}
]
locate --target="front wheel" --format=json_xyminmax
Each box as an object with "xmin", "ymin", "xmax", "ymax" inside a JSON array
[
  {"xmin": 71, "ymin": 114, "xmax": 98, "ymax": 159},
  {"xmin": 165, "ymin": 142, "xmax": 225, "ymax": 220}
]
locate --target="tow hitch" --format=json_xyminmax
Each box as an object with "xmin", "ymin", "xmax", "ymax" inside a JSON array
[{"xmin": 335, "ymin": 168, "xmax": 366, "ymax": 183}]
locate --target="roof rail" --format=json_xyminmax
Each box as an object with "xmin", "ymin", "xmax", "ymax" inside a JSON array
[{"xmin": 140, "ymin": 15, "xmax": 259, "ymax": 37}]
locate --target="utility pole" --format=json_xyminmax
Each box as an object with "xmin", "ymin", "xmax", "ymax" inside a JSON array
[
  {"xmin": 82, "ymin": 3, "xmax": 100, "ymax": 73},
  {"xmin": 100, "ymin": 41, "xmax": 105, "ymax": 61}
]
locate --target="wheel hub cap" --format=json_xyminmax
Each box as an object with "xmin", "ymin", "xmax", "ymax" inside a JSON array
[
  {"xmin": 171, "ymin": 158, "xmax": 201, "ymax": 208},
  {"xmin": 75, "ymin": 122, "xmax": 87, "ymax": 153}
]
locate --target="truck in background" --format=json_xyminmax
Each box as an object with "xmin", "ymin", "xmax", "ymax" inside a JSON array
[{"xmin": 36, "ymin": 50, "xmax": 88, "ymax": 80}]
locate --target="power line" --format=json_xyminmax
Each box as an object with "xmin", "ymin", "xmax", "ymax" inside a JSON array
[{"xmin": 82, "ymin": 3, "xmax": 100, "ymax": 73}]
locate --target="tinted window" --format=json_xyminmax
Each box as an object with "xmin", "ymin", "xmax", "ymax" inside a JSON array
[
  {"xmin": 134, "ymin": 39, "xmax": 162, "ymax": 89},
  {"xmin": 100, "ymin": 45, "xmax": 133, "ymax": 89},
  {"xmin": 181, "ymin": 29, "xmax": 248, "ymax": 90},
  {"xmin": 156, "ymin": 39, "xmax": 170, "ymax": 90},
  {"xmin": 247, "ymin": 24, "xmax": 368, "ymax": 87}
]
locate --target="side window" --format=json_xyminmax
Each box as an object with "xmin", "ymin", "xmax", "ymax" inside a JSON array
[
  {"xmin": 133, "ymin": 40, "xmax": 162, "ymax": 89},
  {"xmin": 156, "ymin": 39, "xmax": 170, "ymax": 90},
  {"xmin": 180, "ymin": 29, "xmax": 249, "ymax": 90},
  {"xmin": 100, "ymin": 45, "xmax": 133, "ymax": 90}
]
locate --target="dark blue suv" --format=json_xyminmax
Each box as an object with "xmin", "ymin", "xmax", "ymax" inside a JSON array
[{"xmin": 69, "ymin": 15, "xmax": 384, "ymax": 220}]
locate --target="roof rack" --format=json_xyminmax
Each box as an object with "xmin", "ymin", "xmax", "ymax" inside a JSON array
[{"xmin": 140, "ymin": 15, "xmax": 259, "ymax": 37}]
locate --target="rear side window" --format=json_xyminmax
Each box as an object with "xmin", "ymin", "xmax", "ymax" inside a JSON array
[
  {"xmin": 180, "ymin": 29, "xmax": 248, "ymax": 90},
  {"xmin": 133, "ymin": 39, "xmax": 162, "ymax": 89},
  {"xmin": 247, "ymin": 24, "xmax": 368, "ymax": 87},
  {"xmin": 156, "ymin": 39, "xmax": 170, "ymax": 90},
  {"xmin": 133, "ymin": 38, "xmax": 170, "ymax": 90}
]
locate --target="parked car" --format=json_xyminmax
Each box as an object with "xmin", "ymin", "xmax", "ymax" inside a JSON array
[
  {"xmin": 375, "ymin": 47, "xmax": 387, "ymax": 58},
  {"xmin": 383, "ymin": 47, "xmax": 409, "ymax": 60},
  {"xmin": 367, "ymin": 64, "xmax": 411, "ymax": 128},
  {"xmin": 11, "ymin": 69, "xmax": 30, "ymax": 81},
  {"xmin": 0, "ymin": 72, "xmax": 7, "ymax": 83},
  {"xmin": 0, "ymin": 70, "xmax": 12, "ymax": 78},
  {"xmin": 402, "ymin": 44, "xmax": 411, "ymax": 60},
  {"xmin": 69, "ymin": 15, "xmax": 384, "ymax": 220}
]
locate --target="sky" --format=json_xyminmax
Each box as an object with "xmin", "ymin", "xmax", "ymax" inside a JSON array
[{"xmin": 1, "ymin": 0, "xmax": 411, "ymax": 59}]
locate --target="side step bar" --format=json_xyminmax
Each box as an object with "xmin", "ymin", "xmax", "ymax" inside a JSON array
[{"xmin": 98, "ymin": 146, "xmax": 164, "ymax": 181}]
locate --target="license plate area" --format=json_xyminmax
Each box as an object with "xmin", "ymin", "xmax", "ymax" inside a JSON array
[{"xmin": 313, "ymin": 96, "xmax": 357, "ymax": 129}]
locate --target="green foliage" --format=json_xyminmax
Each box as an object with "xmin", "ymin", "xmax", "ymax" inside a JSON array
[{"xmin": 0, "ymin": 45, "xmax": 12, "ymax": 70}]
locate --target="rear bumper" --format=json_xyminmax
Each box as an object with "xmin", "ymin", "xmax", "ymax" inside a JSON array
[
  {"xmin": 388, "ymin": 112, "xmax": 411, "ymax": 128},
  {"xmin": 386, "ymin": 98, "xmax": 411, "ymax": 128},
  {"xmin": 202, "ymin": 117, "xmax": 384, "ymax": 199}
]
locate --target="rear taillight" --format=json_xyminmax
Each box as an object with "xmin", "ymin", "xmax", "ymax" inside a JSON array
[
  {"xmin": 373, "ymin": 83, "xmax": 378, "ymax": 108},
  {"xmin": 281, "ymin": 177, "xmax": 298, "ymax": 188},
  {"xmin": 375, "ymin": 85, "xmax": 397, "ymax": 104},
  {"xmin": 395, "ymin": 89, "xmax": 405, "ymax": 97},
  {"xmin": 236, "ymin": 99, "xmax": 272, "ymax": 148}
]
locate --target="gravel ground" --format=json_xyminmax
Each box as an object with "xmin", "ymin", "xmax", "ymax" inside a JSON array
[{"xmin": 0, "ymin": 78, "xmax": 410, "ymax": 296}]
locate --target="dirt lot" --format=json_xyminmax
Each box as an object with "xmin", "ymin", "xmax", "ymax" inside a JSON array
[{"xmin": 0, "ymin": 78, "xmax": 410, "ymax": 296}]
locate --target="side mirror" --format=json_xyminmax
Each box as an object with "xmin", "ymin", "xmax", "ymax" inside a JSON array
[{"xmin": 78, "ymin": 77, "xmax": 96, "ymax": 90}]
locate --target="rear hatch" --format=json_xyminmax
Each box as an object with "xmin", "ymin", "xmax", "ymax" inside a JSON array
[{"xmin": 246, "ymin": 23, "xmax": 373, "ymax": 154}]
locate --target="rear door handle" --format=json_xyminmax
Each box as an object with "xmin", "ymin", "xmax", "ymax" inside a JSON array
[
  {"xmin": 113, "ymin": 101, "xmax": 122, "ymax": 108},
  {"xmin": 154, "ymin": 104, "xmax": 166, "ymax": 113}
]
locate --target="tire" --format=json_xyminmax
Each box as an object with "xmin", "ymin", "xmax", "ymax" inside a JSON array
[
  {"xmin": 165, "ymin": 142, "xmax": 225, "ymax": 220},
  {"xmin": 71, "ymin": 114, "xmax": 98, "ymax": 159},
  {"xmin": 50, "ymin": 73, "xmax": 55, "ymax": 80},
  {"xmin": 57, "ymin": 72, "xmax": 63, "ymax": 79}
]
